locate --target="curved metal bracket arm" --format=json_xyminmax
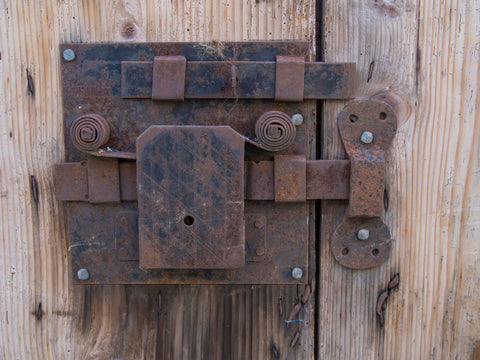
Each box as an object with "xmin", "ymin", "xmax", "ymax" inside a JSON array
[{"xmin": 331, "ymin": 98, "xmax": 398, "ymax": 269}]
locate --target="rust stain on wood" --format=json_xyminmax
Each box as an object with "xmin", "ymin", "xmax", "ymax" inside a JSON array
[{"xmin": 290, "ymin": 331, "xmax": 300, "ymax": 348}]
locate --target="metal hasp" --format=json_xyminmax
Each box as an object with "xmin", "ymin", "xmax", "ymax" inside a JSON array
[
  {"xmin": 53, "ymin": 42, "xmax": 368, "ymax": 285},
  {"xmin": 331, "ymin": 99, "xmax": 397, "ymax": 269}
]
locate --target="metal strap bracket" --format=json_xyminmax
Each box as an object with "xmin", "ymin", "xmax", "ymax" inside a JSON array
[
  {"xmin": 152, "ymin": 55, "xmax": 186, "ymax": 101},
  {"xmin": 331, "ymin": 98, "xmax": 397, "ymax": 269},
  {"xmin": 275, "ymin": 56, "xmax": 305, "ymax": 102}
]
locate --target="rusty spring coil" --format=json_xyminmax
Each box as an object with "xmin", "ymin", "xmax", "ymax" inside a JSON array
[
  {"xmin": 70, "ymin": 114, "xmax": 110, "ymax": 151},
  {"xmin": 255, "ymin": 111, "xmax": 296, "ymax": 152}
]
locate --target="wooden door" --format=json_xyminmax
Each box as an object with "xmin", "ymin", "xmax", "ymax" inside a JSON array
[{"xmin": 1, "ymin": 1, "xmax": 479, "ymax": 359}]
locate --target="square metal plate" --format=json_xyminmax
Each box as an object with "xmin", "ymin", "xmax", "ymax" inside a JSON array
[{"xmin": 61, "ymin": 42, "xmax": 314, "ymax": 284}]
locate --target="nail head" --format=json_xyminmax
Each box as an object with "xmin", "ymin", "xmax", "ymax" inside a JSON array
[
  {"xmin": 291, "ymin": 267, "xmax": 303, "ymax": 279},
  {"xmin": 77, "ymin": 268, "xmax": 89, "ymax": 280},
  {"xmin": 357, "ymin": 229, "xmax": 370, "ymax": 240},
  {"xmin": 291, "ymin": 114, "xmax": 303, "ymax": 126},
  {"xmin": 360, "ymin": 131, "xmax": 374, "ymax": 144},
  {"xmin": 63, "ymin": 48, "xmax": 76, "ymax": 62}
]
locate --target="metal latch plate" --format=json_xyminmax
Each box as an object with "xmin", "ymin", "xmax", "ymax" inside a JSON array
[
  {"xmin": 61, "ymin": 42, "xmax": 316, "ymax": 284},
  {"xmin": 137, "ymin": 126, "xmax": 245, "ymax": 269}
]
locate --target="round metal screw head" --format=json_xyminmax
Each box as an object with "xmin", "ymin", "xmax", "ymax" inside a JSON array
[
  {"xmin": 254, "ymin": 218, "xmax": 265, "ymax": 229},
  {"xmin": 360, "ymin": 131, "xmax": 374, "ymax": 144},
  {"xmin": 63, "ymin": 48, "xmax": 76, "ymax": 61},
  {"xmin": 77, "ymin": 268, "xmax": 89, "ymax": 280},
  {"xmin": 291, "ymin": 267, "xmax": 303, "ymax": 279},
  {"xmin": 291, "ymin": 114, "xmax": 304, "ymax": 126},
  {"xmin": 255, "ymin": 247, "xmax": 266, "ymax": 256},
  {"xmin": 357, "ymin": 229, "xmax": 370, "ymax": 240}
]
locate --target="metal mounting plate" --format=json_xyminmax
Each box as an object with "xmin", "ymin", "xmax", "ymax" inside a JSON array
[{"xmin": 61, "ymin": 42, "xmax": 314, "ymax": 284}]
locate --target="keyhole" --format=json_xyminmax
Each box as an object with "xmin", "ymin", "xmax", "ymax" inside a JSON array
[{"xmin": 184, "ymin": 215, "xmax": 194, "ymax": 226}]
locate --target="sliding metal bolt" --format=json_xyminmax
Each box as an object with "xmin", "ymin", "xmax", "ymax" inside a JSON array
[
  {"xmin": 77, "ymin": 268, "xmax": 89, "ymax": 280},
  {"xmin": 63, "ymin": 48, "xmax": 76, "ymax": 62},
  {"xmin": 357, "ymin": 229, "xmax": 370, "ymax": 240},
  {"xmin": 291, "ymin": 267, "xmax": 303, "ymax": 279},
  {"xmin": 360, "ymin": 131, "xmax": 374, "ymax": 144}
]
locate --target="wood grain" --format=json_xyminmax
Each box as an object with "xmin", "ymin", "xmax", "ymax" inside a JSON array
[
  {"xmin": 0, "ymin": 1, "xmax": 315, "ymax": 359},
  {"xmin": 320, "ymin": 0, "xmax": 480, "ymax": 359}
]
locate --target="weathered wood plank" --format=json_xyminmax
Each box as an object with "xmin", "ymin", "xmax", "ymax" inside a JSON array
[
  {"xmin": 320, "ymin": 0, "xmax": 480, "ymax": 359},
  {"xmin": 0, "ymin": 1, "xmax": 315, "ymax": 359}
]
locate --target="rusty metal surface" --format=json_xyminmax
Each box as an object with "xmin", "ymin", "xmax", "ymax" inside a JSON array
[
  {"xmin": 244, "ymin": 160, "xmax": 349, "ymax": 200},
  {"xmin": 55, "ymin": 159, "xmax": 351, "ymax": 201},
  {"xmin": 337, "ymin": 99, "xmax": 397, "ymax": 217},
  {"xmin": 245, "ymin": 214, "xmax": 267, "ymax": 262},
  {"xmin": 122, "ymin": 60, "xmax": 355, "ymax": 100},
  {"xmin": 119, "ymin": 161, "xmax": 137, "ymax": 201},
  {"xmin": 330, "ymin": 217, "xmax": 391, "ymax": 269},
  {"xmin": 87, "ymin": 158, "xmax": 120, "ymax": 203},
  {"xmin": 245, "ymin": 161, "xmax": 275, "ymax": 200},
  {"xmin": 60, "ymin": 42, "xmax": 314, "ymax": 284},
  {"xmin": 61, "ymin": 43, "xmax": 314, "ymax": 163},
  {"xmin": 54, "ymin": 162, "xmax": 88, "ymax": 201},
  {"xmin": 274, "ymin": 155, "xmax": 306, "ymax": 202},
  {"xmin": 115, "ymin": 210, "xmax": 139, "ymax": 261},
  {"xmin": 275, "ymin": 56, "xmax": 305, "ymax": 102},
  {"xmin": 137, "ymin": 126, "xmax": 245, "ymax": 269},
  {"xmin": 331, "ymin": 99, "xmax": 397, "ymax": 269},
  {"xmin": 305, "ymin": 160, "xmax": 349, "ymax": 199},
  {"xmin": 68, "ymin": 203, "xmax": 308, "ymax": 284},
  {"xmin": 152, "ymin": 56, "xmax": 186, "ymax": 100}
]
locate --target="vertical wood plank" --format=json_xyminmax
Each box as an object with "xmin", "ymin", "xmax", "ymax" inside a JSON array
[
  {"xmin": 0, "ymin": 1, "xmax": 315, "ymax": 359},
  {"xmin": 321, "ymin": 0, "xmax": 480, "ymax": 359}
]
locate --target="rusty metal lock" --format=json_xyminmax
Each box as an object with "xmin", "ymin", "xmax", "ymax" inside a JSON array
[{"xmin": 53, "ymin": 42, "xmax": 396, "ymax": 284}]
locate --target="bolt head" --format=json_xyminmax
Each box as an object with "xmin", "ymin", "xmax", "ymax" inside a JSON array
[
  {"xmin": 63, "ymin": 48, "xmax": 76, "ymax": 61},
  {"xmin": 255, "ymin": 247, "xmax": 266, "ymax": 256},
  {"xmin": 291, "ymin": 267, "xmax": 303, "ymax": 279},
  {"xmin": 254, "ymin": 217, "xmax": 265, "ymax": 229},
  {"xmin": 291, "ymin": 114, "xmax": 304, "ymax": 126},
  {"xmin": 357, "ymin": 229, "xmax": 370, "ymax": 240},
  {"xmin": 77, "ymin": 268, "xmax": 89, "ymax": 280},
  {"xmin": 360, "ymin": 131, "xmax": 374, "ymax": 144}
]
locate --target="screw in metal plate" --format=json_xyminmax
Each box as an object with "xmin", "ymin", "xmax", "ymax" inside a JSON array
[
  {"xmin": 291, "ymin": 267, "xmax": 303, "ymax": 279},
  {"xmin": 255, "ymin": 247, "xmax": 266, "ymax": 256},
  {"xmin": 360, "ymin": 131, "xmax": 374, "ymax": 144},
  {"xmin": 77, "ymin": 268, "xmax": 89, "ymax": 280},
  {"xmin": 291, "ymin": 114, "xmax": 304, "ymax": 126},
  {"xmin": 254, "ymin": 218, "xmax": 265, "ymax": 229},
  {"xmin": 357, "ymin": 229, "xmax": 370, "ymax": 240},
  {"xmin": 63, "ymin": 48, "xmax": 76, "ymax": 62}
]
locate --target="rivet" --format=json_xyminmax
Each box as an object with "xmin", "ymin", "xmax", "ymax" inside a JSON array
[
  {"xmin": 255, "ymin": 247, "xmax": 266, "ymax": 256},
  {"xmin": 291, "ymin": 267, "xmax": 303, "ymax": 279},
  {"xmin": 77, "ymin": 268, "xmax": 89, "ymax": 280},
  {"xmin": 357, "ymin": 229, "xmax": 370, "ymax": 240},
  {"xmin": 291, "ymin": 114, "xmax": 303, "ymax": 126},
  {"xmin": 254, "ymin": 218, "xmax": 265, "ymax": 229},
  {"xmin": 360, "ymin": 131, "xmax": 374, "ymax": 144},
  {"xmin": 63, "ymin": 48, "xmax": 76, "ymax": 62}
]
